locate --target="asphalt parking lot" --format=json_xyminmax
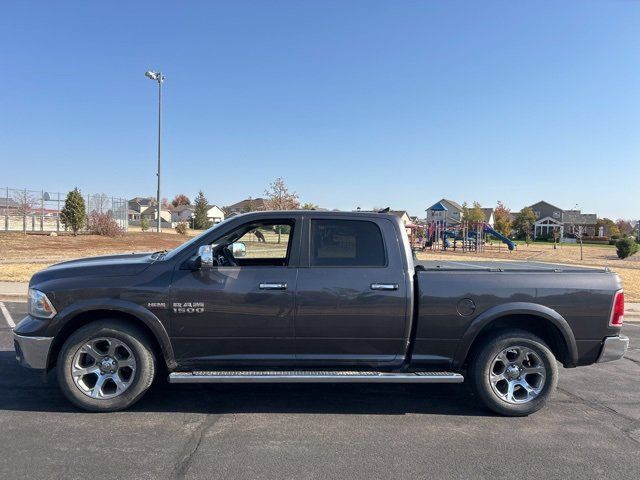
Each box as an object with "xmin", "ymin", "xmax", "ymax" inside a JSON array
[{"xmin": 1, "ymin": 301, "xmax": 639, "ymax": 480}]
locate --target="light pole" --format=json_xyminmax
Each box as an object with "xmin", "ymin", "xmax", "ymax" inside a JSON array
[{"xmin": 145, "ymin": 70, "xmax": 165, "ymax": 232}]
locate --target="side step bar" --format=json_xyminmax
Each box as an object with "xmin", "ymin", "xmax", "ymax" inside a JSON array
[{"xmin": 169, "ymin": 370, "xmax": 464, "ymax": 384}]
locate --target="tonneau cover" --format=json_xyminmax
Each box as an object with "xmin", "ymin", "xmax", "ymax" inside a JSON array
[{"xmin": 416, "ymin": 260, "xmax": 608, "ymax": 273}]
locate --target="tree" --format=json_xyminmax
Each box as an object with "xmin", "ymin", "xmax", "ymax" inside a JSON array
[
  {"xmin": 616, "ymin": 237, "xmax": 638, "ymax": 259},
  {"xmin": 513, "ymin": 207, "xmax": 537, "ymax": 244},
  {"xmin": 264, "ymin": 177, "xmax": 300, "ymax": 211},
  {"xmin": 302, "ymin": 202, "xmax": 318, "ymax": 210},
  {"xmin": 245, "ymin": 197, "xmax": 256, "ymax": 212},
  {"xmin": 171, "ymin": 194, "xmax": 191, "ymax": 208},
  {"xmin": 60, "ymin": 188, "xmax": 87, "ymax": 236},
  {"xmin": 140, "ymin": 217, "xmax": 150, "ymax": 232},
  {"xmin": 89, "ymin": 193, "xmax": 109, "ymax": 214},
  {"xmin": 265, "ymin": 178, "xmax": 299, "ymax": 243},
  {"xmin": 175, "ymin": 222, "xmax": 188, "ymax": 235},
  {"xmin": 193, "ymin": 190, "xmax": 211, "ymax": 230},
  {"xmin": 616, "ymin": 219, "xmax": 634, "ymax": 237},
  {"xmin": 12, "ymin": 189, "xmax": 38, "ymax": 233},
  {"xmin": 462, "ymin": 201, "xmax": 484, "ymax": 223},
  {"xmin": 494, "ymin": 201, "xmax": 512, "ymax": 236}
]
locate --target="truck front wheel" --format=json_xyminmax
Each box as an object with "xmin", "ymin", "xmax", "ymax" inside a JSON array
[
  {"xmin": 470, "ymin": 330, "xmax": 558, "ymax": 416},
  {"xmin": 57, "ymin": 320, "xmax": 156, "ymax": 412}
]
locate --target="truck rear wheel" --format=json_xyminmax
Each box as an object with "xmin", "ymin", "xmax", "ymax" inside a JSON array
[
  {"xmin": 57, "ymin": 320, "xmax": 156, "ymax": 412},
  {"xmin": 470, "ymin": 330, "xmax": 558, "ymax": 416}
]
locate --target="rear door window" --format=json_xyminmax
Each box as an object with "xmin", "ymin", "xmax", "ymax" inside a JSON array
[{"xmin": 310, "ymin": 219, "xmax": 386, "ymax": 267}]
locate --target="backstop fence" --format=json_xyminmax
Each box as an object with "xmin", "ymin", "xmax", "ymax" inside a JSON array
[{"xmin": 0, "ymin": 187, "xmax": 128, "ymax": 233}]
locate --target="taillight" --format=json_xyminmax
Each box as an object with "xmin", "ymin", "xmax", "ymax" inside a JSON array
[{"xmin": 610, "ymin": 290, "xmax": 624, "ymax": 327}]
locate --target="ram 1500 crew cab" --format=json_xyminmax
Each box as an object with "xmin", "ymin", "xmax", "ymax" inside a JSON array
[{"xmin": 14, "ymin": 211, "xmax": 628, "ymax": 415}]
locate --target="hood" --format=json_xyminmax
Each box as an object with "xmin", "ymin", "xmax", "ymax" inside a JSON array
[{"xmin": 30, "ymin": 252, "xmax": 156, "ymax": 284}]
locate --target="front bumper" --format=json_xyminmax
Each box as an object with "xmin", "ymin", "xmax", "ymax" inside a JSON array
[
  {"xmin": 596, "ymin": 335, "xmax": 629, "ymax": 363},
  {"xmin": 13, "ymin": 332, "xmax": 54, "ymax": 370}
]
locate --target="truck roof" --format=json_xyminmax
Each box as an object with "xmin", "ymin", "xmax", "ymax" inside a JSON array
[
  {"xmin": 416, "ymin": 260, "xmax": 609, "ymax": 273},
  {"xmin": 230, "ymin": 210, "xmax": 399, "ymax": 219}
]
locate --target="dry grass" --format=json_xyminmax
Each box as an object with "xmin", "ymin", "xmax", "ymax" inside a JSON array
[
  {"xmin": 0, "ymin": 230, "xmax": 291, "ymax": 282},
  {"xmin": 417, "ymin": 242, "xmax": 640, "ymax": 301}
]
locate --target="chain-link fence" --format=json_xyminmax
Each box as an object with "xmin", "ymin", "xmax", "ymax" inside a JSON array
[{"xmin": 0, "ymin": 187, "xmax": 128, "ymax": 233}]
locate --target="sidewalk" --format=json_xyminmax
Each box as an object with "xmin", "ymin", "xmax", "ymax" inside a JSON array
[
  {"xmin": 0, "ymin": 281, "xmax": 639, "ymax": 321},
  {"xmin": 0, "ymin": 282, "xmax": 28, "ymax": 302}
]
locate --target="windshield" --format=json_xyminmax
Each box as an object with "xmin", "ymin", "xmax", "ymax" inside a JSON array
[{"xmin": 162, "ymin": 218, "xmax": 231, "ymax": 260}]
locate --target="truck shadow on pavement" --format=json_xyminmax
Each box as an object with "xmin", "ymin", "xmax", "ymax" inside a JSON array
[{"xmin": 0, "ymin": 351, "xmax": 491, "ymax": 417}]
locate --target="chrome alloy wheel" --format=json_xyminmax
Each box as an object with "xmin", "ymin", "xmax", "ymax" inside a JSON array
[
  {"xmin": 489, "ymin": 346, "xmax": 546, "ymax": 404},
  {"xmin": 71, "ymin": 337, "xmax": 137, "ymax": 399}
]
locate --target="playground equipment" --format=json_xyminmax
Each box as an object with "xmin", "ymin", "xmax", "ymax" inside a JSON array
[{"xmin": 417, "ymin": 221, "xmax": 516, "ymax": 252}]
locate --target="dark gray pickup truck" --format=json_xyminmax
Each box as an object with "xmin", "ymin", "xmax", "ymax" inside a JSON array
[{"xmin": 14, "ymin": 211, "xmax": 628, "ymax": 415}]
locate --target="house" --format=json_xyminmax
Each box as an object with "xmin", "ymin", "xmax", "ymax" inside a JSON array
[
  {"xmin": 128, "ymin": 197, "xmax": 156, "ymax": 222},
  {"xmin": 425, "ymin": 199, "xmax": 493, "ymax": 226},
  {"xmin": 352, "ymin": 207, "xmax": 413, "ymax": 226},
  {"xmin": 525, "ymin": 201, "xmax": 597, "ymax": 239},
  {"xmin": 226, "ymin": 197, "xmax": 267, "ymax": 215},
  {"xmin": 170, "ymin": 204, "xmax": 225, "ymax": 227},
  {"xmin": 140, "ymin": 205, "xmax": 171, "ymax": 226},
  {"xmin": 170, "ymin": 205, "xmax": 194, "ymax": 224},
  {"xmin": 206, "ymin": 205, "xmax": 225, "ymax": 224},
  {"xmin": 481, "ymin": 208, "xmax": 495, "ymax": 227},
  {"xmin": 561, "ymin": 210, "xmax": 597, "ymax": 237},
  {"xmin": 425, "ymin": 199, "xmax": 464, "ymax": 225},
  {"xmin": 370, "ymin": 208, "xmax": 412, "ymax": 226},
  {"xmin": 388, "ymin": 210, "xmax": 412, "ymax": 226}
]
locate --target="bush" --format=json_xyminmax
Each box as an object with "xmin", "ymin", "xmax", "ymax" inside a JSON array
[
  {"xmin": 140, "ymin": 217, "xmax": 149, "ymax": 232},
  {"xmin": 88, "ymin": 211, "xmax": 123, "ymax": 237},
  {"xmin": 615, "ymin": 237, "xmax": 639, "ymax": 259},
  {"xmin": 175, "ymin": 222, "xmax": 188, "ymax": 235}
]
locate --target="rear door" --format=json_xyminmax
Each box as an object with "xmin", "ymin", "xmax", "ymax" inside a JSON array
[{"xmin": 294, "ymin": 217, "xmax": 409, "ymax": 367}]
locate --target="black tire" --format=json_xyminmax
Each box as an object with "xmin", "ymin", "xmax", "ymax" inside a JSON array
[
  {"xmin": 57, "ymin": 320, "xmax": 156, "ymax": 412},
  {"xmin": 470, "ymin": 329, "xmax": 558, "ymax": 416}
]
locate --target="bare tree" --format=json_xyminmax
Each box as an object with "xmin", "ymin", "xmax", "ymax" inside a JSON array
[
  {"xmin": 568, "ymin": 221, "xmax": 585, "ymax": 260},
  {"xmin": 13, "ymin": 189, "xmax": 38, "ymax": 233},
  {"xmin": 13, "ymin": 189, "xmax": 37, "ymax": 215},
  {"xmin": 264, "ymin": 178, "xmax": 300, "ymax": 211},
  {"xmin": 89, "ymin": 193, "xmax": 110, "ymax": 214},
  {"xmin": 265, "ymin": 178, "xmax": 299, "ymax": 243}
]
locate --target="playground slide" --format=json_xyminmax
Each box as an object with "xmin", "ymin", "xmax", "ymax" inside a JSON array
[{"xmin": 483, "ymin": 226, "xmax": 516, "ymax": 251}]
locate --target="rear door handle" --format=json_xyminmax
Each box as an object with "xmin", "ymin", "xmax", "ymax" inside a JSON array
[
  {"xmin": 370, "ymin": 283, "xmax": 399, "ymax": 291},
  {"xmin": 259, "ymin": 283, "xmax": 288, "ymax": 290}
]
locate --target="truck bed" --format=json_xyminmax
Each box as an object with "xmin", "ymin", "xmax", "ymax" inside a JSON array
[{"xmin": 416, "ymin": 260, "xmax": 609, "ymax": 273}]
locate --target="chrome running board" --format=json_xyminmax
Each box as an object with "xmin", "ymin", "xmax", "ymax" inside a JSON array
[{"xmin": 168, "ymin": 370, "xmax": 464, "ymax": 384}]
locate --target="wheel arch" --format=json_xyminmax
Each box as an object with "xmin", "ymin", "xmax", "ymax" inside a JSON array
[
  {"xmin": 454, "ymin": 302, "xmax": 578, "ymax": 369},
  {"xmin": 47, "ymin": 301, "xmax": 176, "ymax": 372}
]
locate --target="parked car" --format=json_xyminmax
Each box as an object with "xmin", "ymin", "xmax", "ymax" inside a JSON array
[{"xmin": 14, "ymin": 211, "xmax": 628, "ymax": 415}]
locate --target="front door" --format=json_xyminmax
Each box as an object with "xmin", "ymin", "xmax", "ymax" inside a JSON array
[
  {"xmin": 170, "ymin": 218, "xmax": 300, "ymax": 368},
  {"xmin": 295, "ymin": 217, "xmax": 409, "ymax": 367}
]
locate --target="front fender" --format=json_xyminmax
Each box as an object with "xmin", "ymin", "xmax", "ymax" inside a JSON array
[
  {"xmin": 50, "ymin": 298, "xmax": 176, "ymax": 369},
  {"xmin": 452, "ymin": 302, "xmax": 578, "ymax": 369}
]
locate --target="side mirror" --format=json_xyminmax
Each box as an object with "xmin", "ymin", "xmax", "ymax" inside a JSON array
[
  {"xmin": 231, "ymin": 242, "xmax": 246, "ymax": 257},
  {"xmin": 197, "ymin": 245, "xmax": 214, "ymax": 268}
]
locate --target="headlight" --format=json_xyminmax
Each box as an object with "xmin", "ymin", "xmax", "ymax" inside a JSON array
[{"xmin": 28, "ymin": 289, "xmax": 57, "ymax": 319}]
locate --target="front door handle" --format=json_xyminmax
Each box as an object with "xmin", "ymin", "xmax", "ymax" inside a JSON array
[
  {"xmin": 259, "ymin": 282, "xmax": 288, "ymax": 290},
  {"xmin": 370, "ymin": 283, "xmax": 399, "ymax": 291}
]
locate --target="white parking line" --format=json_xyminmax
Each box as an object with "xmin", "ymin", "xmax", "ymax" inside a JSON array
[{"xmin": 0, "ymin": 302, "xmax": 16, "ymax": 328}]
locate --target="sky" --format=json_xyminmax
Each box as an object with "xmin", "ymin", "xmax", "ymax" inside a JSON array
[{"xmin": 1, "ymin": 0, "xmax": 638, "ymax": 219}]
